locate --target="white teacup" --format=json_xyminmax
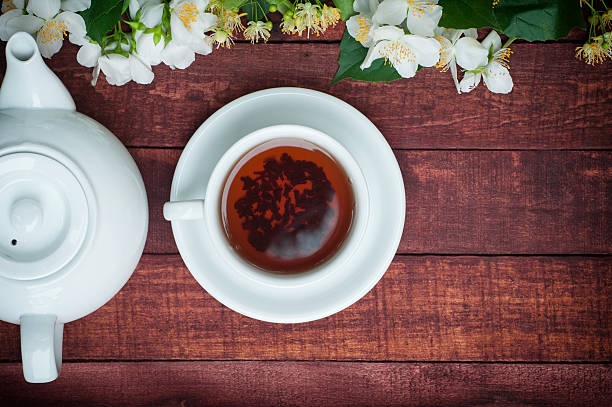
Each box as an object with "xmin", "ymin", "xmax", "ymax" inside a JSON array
[{"xmin": 164, "ymin": 125, "xmax": 369, "ymax": 287}]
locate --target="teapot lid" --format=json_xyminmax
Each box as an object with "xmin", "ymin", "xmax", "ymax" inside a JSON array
[{"xmin": 0, "ymin": 152, "xmax": 88, "ymax": 280}]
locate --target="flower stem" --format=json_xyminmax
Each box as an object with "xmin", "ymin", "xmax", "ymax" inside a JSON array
[
  {"xmin": 502, "ymin": 36, "xmax": 517, "ymax": 48},
  {"xmin": 582, "ymin": 0, "xmax": 597, "ymax": 13}
]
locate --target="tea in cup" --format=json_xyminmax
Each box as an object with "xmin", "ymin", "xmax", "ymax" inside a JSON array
[{"xmin": 164, "ymin": 125, "xmax": 369, "ymax": 283}]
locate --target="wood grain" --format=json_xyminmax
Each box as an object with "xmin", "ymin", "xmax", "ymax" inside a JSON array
[
  {"xmin": 0, "ymin": 255, "xmax": 609, "ymax": 361},
  {"xmin": 0, "ymin": 362, "xmax": 610, "ymax": 406},
  {"xmin": 1, "ymin": 42, "xmax": 609, "ymax": 149},
  {"xmin": 131, "ymin": 148, "xmax": 612, "ymax": 255}
]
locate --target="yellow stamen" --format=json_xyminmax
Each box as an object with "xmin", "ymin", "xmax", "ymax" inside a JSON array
[
  {"xmin": 38, "ymin": 20, "xmax": 68, "ymax": 44},
  {"xmin": 495, "ymin": 47, "xmax": 513, "ymax": 69},
  {"xmin": 178, "ymin": 2, "xmax": 199, "ymax": 30},
  {"xmin": 434, "ymin": 35, "xmax": 451, "ymax": 71},
  {"xmin": 575, "ymin": 41, "xmax": 609, "ymax": 65},
  {"xmin": 3, "ymin": 0, "xmax": 16, "ymax": 12},
  {"xmin": 354, "ymin": 16, "xmax": 370, "ymax": 45},
  {"xmin": 380, "ymin": 40, "xmax": 416, "ymax": 68},
  {"xmin": 407, "ymin": 0, "xmax": 436, "ymax": 18}
]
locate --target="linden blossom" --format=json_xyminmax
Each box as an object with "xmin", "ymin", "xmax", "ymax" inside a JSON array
[{"xmin": 0, "ymin": 0, "xmax": 596, "ymax": 90}]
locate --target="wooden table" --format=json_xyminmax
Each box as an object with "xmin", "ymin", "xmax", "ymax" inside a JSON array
[{"xmin": 0, "ymin": 23, "xmax": 611, "ymax": 406}]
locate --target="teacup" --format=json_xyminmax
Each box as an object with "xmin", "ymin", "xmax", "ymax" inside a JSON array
[{"xmin": 164, "ymin": 125, "xmax": 369, "ymax": 287}]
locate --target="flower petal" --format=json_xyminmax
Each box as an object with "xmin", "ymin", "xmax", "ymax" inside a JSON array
[
  {"xmin": 462, "ymin": 28, "xmax": 478, "ymax": 39},
  {"xmin": 76, "ymin": 41, "xmax": 100, "ymax": 67},
  {"xmin": 353, "ymin": 0, "xmax": 372, "ymax": 14},
  {"xmin": 198, "ymin": 11, "xmax": 217, "ymax": 30},
  {"xmin": 169, "ymin": 11, "xmax": 194, "ymax": 45},
  {"xmin": 36, "ymin": 17, "xmax": 70, "ymax": 58},
  {"xmin": 1, "ymin": 12, "xmax": 44, "ymax": 40},
  {"xmin": 129, "ymin": 0, "xmax": 140, "ymax": 19},
  {"xmin": 346, "ymin": 15, "xmax": 374, "ymax": 47},
  {"xmin": 372, "ymin": 0, "xmax": 406, "ymax": 26},
  {"xmin": 27, "ymin": 0, "xmax": 60, "ymax": 20},
  {"xmin": 60, "ymin": 0, "xmax": 90, "ymax": 12},
  {"xmin": 129, "ymin": 54, "xmax": 154, "ymax": 85},
  {"xmin": 161, "ymin": 40, "xmax": 195, "ymax": 69},
  {"xmin": 481, "ymin": 30, "xmax": 502, "ymax": 53},
  {"xmin": 36, "ymin": 34, "xmax": 63, "ymax": 58},
  {"xmin": 359, "ymin": 40, "xmax": 387, "ymax": 70},
  {"xmin": 91, "ymin": 63, "xmax": 100, "ymax": 86},
  {"xmin": 459, "ymin": 71, "xmax": 482, "ymax": 93},
  {"xmin": 140, "ymin": 1, "xmax": 164, "ymax": 28},
  {"xmin": 1, "ymin": 10, "xmax": 26, "ymax": 40},
  {"xmin": 406, "ymin": 4, "xmax": 442, "ymax": 37},
  {"xmin": 99, "ymin": 53, "xmax": 132, "ymax": 86},
  {"xmin": 372, "ymin": 25, "xmax": 404, "ymax": 42},
  {"xmin": 390, "ymin": 53, "xmax": 419, "ymax": 78},
  {"xmin": 54, "ymin": 11, "xmax": 86, "ymax": 44},
  {"xmin": 454, "ymin": 36, "xmax": 488, "ymax": 70},
  {"xmin": 450, "ymin": 61, "xmax": 460, "ymax": 94},
  {"xmin": 483, "ymin": 61, "xmax": 513, "ymax": 94},
  {"xmin": 136, "ymin": 32, "xmax": 164, "ymax": 65},
  {"xmin": 402, "ymin": 34, "xmax": 441, "ymax": 67}
]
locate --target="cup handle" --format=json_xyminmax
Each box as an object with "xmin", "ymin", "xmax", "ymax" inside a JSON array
[
  {"xmin": 20, "ymin": 314, "xmax": 63, "ymax": 383},
  {"xmin": 163, "ymin": 199, "xmax": 206, "ymax": 221}
]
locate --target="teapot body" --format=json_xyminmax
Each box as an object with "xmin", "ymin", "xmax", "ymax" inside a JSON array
[
  {"xmin": 0, "ymin": 108, "xmax": 148, "ymax": 324},
  {"xmin": 0, "ymin": 31, "xmax": 148, "ymax": 383}
]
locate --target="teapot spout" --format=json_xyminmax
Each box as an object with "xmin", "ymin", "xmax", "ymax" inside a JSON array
[{"xmin": 0, "ymin": 32, "xmax": 75, "ymax": 111}]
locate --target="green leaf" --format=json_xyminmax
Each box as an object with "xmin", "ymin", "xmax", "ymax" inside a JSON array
[
  {"xmin": 79, "ymin": 0, "xmax": 124, "ymax": 45},
  {"xmin": 438, "ymin": 0, "xmax": 501, "ymax": 30},
  {"xmin": 438, "ymin": 0, "xmax": 585, "ymax": 41},
  {"xmin": 333, "ymin": 29, "xmax": 401, "ymax": 84},
  {"xmin": 333, "ymin": 0, "xmax": 355, "ymax": 21},
  {"xmin": 241, "ymin": 0, "xmax": 270, "ymax": 21},
  {"xmin": 223, "ymin": 0, "xmax": 247, "ymax": 11}
]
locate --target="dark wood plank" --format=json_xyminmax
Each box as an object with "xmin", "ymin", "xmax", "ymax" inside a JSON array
[
  {"xmin": 0, "ymin": 362, "xmax": 609, "ymax": 406},
  {"xmin": 0, "ymin": 255, "xmax": 609, "ymax": 361},
  {"xmin": 133, "ymin": 148, "xmax": 612, "ymax": 255},
  {"xmin": 1, "ymin": 42, "xmax": 609, "ymax": 149}
]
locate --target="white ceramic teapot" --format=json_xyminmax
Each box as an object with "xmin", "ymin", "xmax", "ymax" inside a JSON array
[{"xmin": 0, "ymin": 32, "xmax": 148, "ymax": 382}]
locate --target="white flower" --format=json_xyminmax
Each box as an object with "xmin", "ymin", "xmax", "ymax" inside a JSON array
[
  {"xmin": 346, "ymin": 0, "xmax": 381, "ymax": 47},
  {"xmin": 458, "ymin": 30, "xmax": 514, "ymax": 94},
  {"xmin": 76, "ymin": 41, "xmax": 153, "ymax": 86},
  {"xmin": 129, "ymin": 0, "xmax": 200, "ymax": 69},
  {"xmin": 434, "ymin": 27, "xmax": 485, "ymax": 93},
  {"xmin": 100, "ymin": 53, "xmax": 154, "ymax": 86},
  {"xmin": 129, "ymin": 0, "xmax": 164, "ymax": 28},
  {"xmin": 169, "ymin": 0, "xmax": 217, "ymax": 57},
  {"xmin": 360, "ymin": 25, "xmax": 440, "ymax": 78},
  {"xmin": 159, "ymin": 40, "xmax": 195, "ymax": 68},
  {"xmin": 0, "ymin": 0, "xmax": 89, "ymax": 58},
  {"xmin": 373, "ymin": 0, "xmax": 442, "ymax": 37}
]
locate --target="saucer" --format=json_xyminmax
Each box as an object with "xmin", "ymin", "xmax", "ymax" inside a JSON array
[{"xmin": 169, "ymin": 88, "xmax": 405, "ymax": 323}]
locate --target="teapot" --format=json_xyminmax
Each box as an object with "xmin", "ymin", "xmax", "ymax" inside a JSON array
[{"xmin": 0, "ymin": 32, "xmax": 148, "ymax": 382}]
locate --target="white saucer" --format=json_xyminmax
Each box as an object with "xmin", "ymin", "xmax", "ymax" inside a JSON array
[{"xmin": 169, "ymin": 88, "xmax": 405, "ymax": 323}]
